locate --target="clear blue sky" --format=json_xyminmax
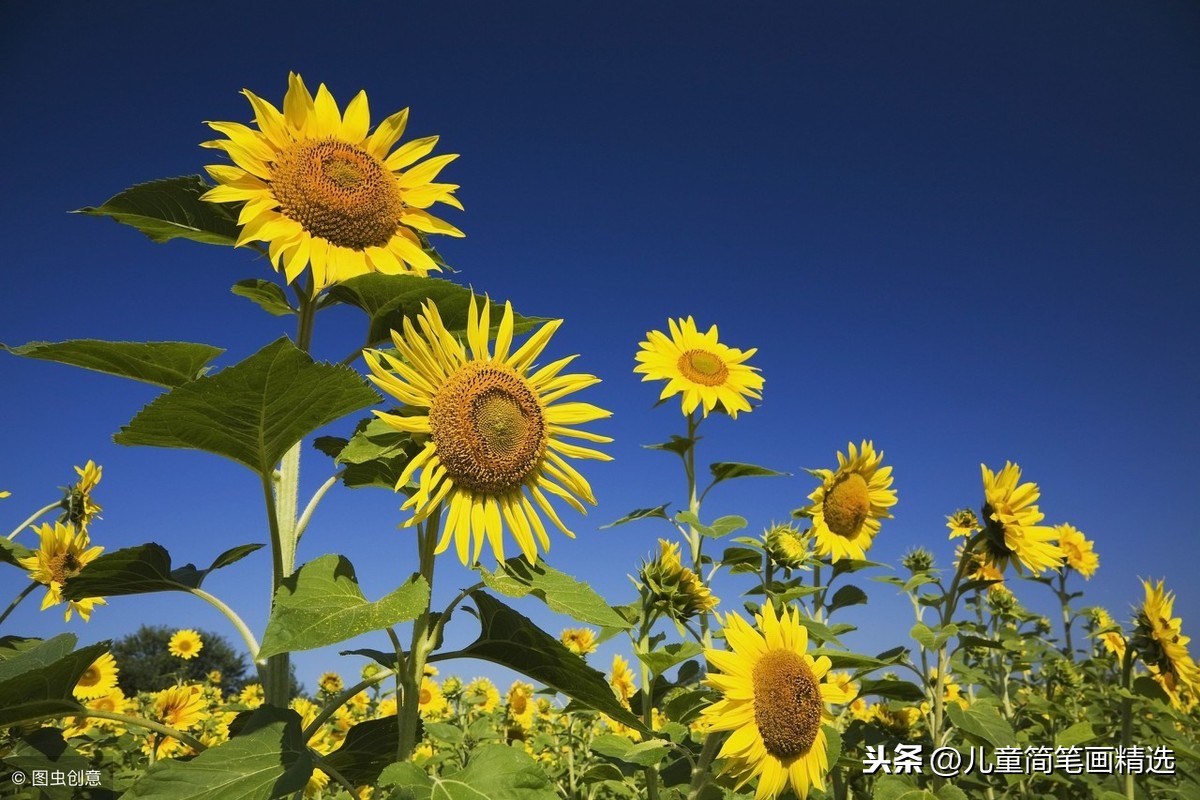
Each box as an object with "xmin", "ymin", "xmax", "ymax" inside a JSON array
[{"xmin": 2, "ymin": 2, "xmax": 1198, "ymax": 693}]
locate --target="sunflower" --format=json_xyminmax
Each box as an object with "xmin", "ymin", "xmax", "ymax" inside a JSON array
[
  {"xmin": 700, "ymin": 602, "xmax": 851, "ymax": 799},
  {"xmin": 946, "ymin": 508, "xmax": 980, "ymax": 540},
  {"xmin": 560, "ymin": 627, "xmax": 599, "ymax": 656},
  {"xmin": 978, "ymin": 462, "xmax": 1064, "ymax": 575},
  {"xmin": 634, "ymin": 317, "xmax": 763, "ymax": 419},
  {"xmin": 202, "ymin": 72, "xmax": 463, "ymax": 292},
  {"xmin": 364, "ymin": 297, "xmax": 612, "ymax": 565},
  {"xmin": 765, "ymin": 523, "xmax": 810, "ymax": 570},
  {"xmin": 1090, "ymin": 608, "xmax": 1126, "ymax": 660},
  {"xmin": 418, "ymin": 677, "xmax": 448, "ymax": 718},
  {"xmin": 154, "ymin": 685, "xmax": 207, "ymax": 731},
  {"xmin": 318, "ymin": 671, "xmax": 344, "ymax": 694},
  {"xmin": 464, "ymin": 678, "xmax": 501, "ymax": 713},
  {"xmin": 16, "ymin": 521, "xmax": 106, "ymax": 622},
  {"xmin": 955, "ymin": 545, "xmax": 1007, "ymax": 594},
  {"xmin": 238, "ymin": 683, "xmax": 264, "ymax": 708},
  {"xmin": 1132, "ymin": 579, "xmax": 1200, "ymax": 704},
  {"xmin": 1055, "ymin": 524, "xmax": 1098, "ymax": 578},
  {"xmin": 506, "ymin": 681, "xmax": 536, "ymax": 730},
  {"xmin": 168, "ymin": 629, "xmax": 203, "ymax": 660},
  {"xmin": 63, "ymin": 460, "xmax": 102, "ymax": 532},
  {"xmin": 800, "ymin": 442, "xmax": 897, "ymax": 563},
  {"xmin": 73, "ymin": 652, "xmax": 119, "ymax": 700}
]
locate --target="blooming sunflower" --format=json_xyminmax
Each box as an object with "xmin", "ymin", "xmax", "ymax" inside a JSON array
[
  {"xmin": 418, "ymin": 677, "xmax": 448, "ymax": 718},
  {"xmin": 610, "ymin": 654, "xmax": 638, "ymax": 706},
  {"xmin": 74, "ymin": 652, "xmax": 119, "ymax": 700},
  {"xmin": 1090, "ymin": 608, "xmax": 1127, "ymax": 660},
  {"xmin": 16, "ymin": 521, "xmax": 106, "ymax": 621},
  {"xmin": 464, "ymin": 678, "xmax": 501, "ymax": 713},
  {"xmin": 154, "ymin": 685, "xmax": 207, "ymax": 731},
  {"xmin": 560, "ymin": 627, "xmax": 599, "ymax": 656},
  {"xmin": 634, "ymin": 317, "xmax": 763, "ymax": 419},
  {"xmin": 168, "ymin": 629, "xmax": 203, "ymax": 660},
  {"xmin": 701, "ymin": 602, "xmax": 851, "ymax": 799},
  {"xmin": 506, "ymin": 681, "xmax": 535, "ymax": 730},
  {"xmin": 364, "ymin": 297, "xmax": 612, "ymax": 565},
  {"xmin": 1132, "ymin": 579, "xmax": 1200, "ymax": 704},
  {"xmin": 978, "ymin": 462, "xmax": 1064, "ymax": 575},
  {"xmin": 946, "ymin": 508, "xmax": 980, "ymax": 540},
  {"xmin": 318, "ymin": 671, "xmax": 344, "ymax": 694},
  {"xmin": 202, "ymin": 72, "xmax": 463, "ymax": 292},
  {"xmin": 800, "ymin": 442, "xmax": 897, "ymax": 563},
  {"xmin": 63, "ymin": 460, "xmax": 102, "ymax": 532},
  {"xmin": 1055, "ymin": 524, "xmax": 1098, "ymax": 578}
]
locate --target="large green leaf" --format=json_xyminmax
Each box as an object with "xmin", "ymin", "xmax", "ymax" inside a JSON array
[
  {"xmin": 0, "ymin": 729, "xmax": 90, "ymax": 800},
  {"xmin": 75, "ymin": 175, "xmax": 240, "ymax": 245},
  {"xmin": 0, "ymin": 637, "xmax": 108, "ymax": 727},
  {"xmin": 231, "ymin": 279, "xmax": 296, "ymax": 317},
  {"xmin": 450, "ymin": 592, "xmax": 647, "ymax": 733},
  {"xmin": 946, "ymin": 701, "xmax": 1016, "ymax": 748},
  {"xmin": 1, "ymin": 340, "xmax": 224, "ymax": 388},
  {"xmin": 480, "ymin": 558, "xmax": 630, "ymax": 629},
  {"xmin": 124, "ymin": 707, "xmax": 311, "ymax": 800},
  {"xmin": 114, "ymin": 338, "xmax": 380, "ymax": 474},
  {"xmin": 379, "ymin": 745, "xmax": 558, "ymax": 800},
  {"xmin": 327, "ymin": 274, "xmax": 550, "ymax": 346},
  {"xmin": 258, "ymin": 555, "xmax": 429, "ymax": 659},
  {"xmin": 0, "ymin": 537, "xmax": 34, "ymax": 567},
  {"xmin": 315, "ymin": 416, "xmax": 421, "ymax": 490},
  {"xmin": 590, "ymin": 735, "xmax": 671, "ymax": 768},
  {"xmin": 858, "ymin": 678, "xmax": 925, "ymax": 702},
  {"xmin": 60, "ymin": 543, "xmax": 263, "ymax": 600},
  {"xmin": 322, "ymin": 716, "xmax": 400, "ymax": 785}
]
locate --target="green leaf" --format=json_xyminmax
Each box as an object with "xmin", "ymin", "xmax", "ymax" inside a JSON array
[
  {"xmin": 636, "ymin": 642, "xmax": 703, "ymax": 675},
  {"xmin": 1132, "ymin": 675, "xmax": 1171, "ymax": 703},
  {"xmin": 2, "ymin": 339, "xmax": 224, "ymax": 388},
  {"xmin": 322, "ymin": 716, "xmax": 400, "ymax": 785},
  {"xmin": 231, "ymin": 279, "xmax": 296, "ymax": 317},
  {"xmin": 707, "ymin": 462, "xmax": 789, "ymax": 485},
  {"xmin": 259, "ymin": 555, "xmax": 429, "ymax": 659},
  {"xmin": 934, "ymin": 786, "xmax": 969, "ymax": 800},
  {"xmin": 707, "ymin": 515, "xmax": 748, "ymax": 538},
  {"xmin": 601, "ymin": 505, "xmax": 670, "ymax": 529},
  {"xmin": 422, "ymin": 722, "xmax": 464, "ymax": 746},
  {"xmin": 827, "ymin": 584, "xmax": 869, "ymax": 613},
  {"xmin": 591, "ymin": 734, "xmax": 671, "ymax": 767},
  {"xmin": 124, "ymin": 706, "xmax": 312, "ymax": 800},
  {"xmin": 0, "ymin": 637, "xmax": 107, "ymax": 727},
  {"xmin": 956, "ymin": 635, "xmax": 1005, "ymax": 651},
  {"xmin": 75, "ymin": 175, "xmax": 241, "ymax": 245},
  {"xmin": 933, "ymin": 623, "xmax": 959, "ymax": 650},
  {"xmin": 115, "ymin": 338, "xmax": 380, "ymax": 475},
  {"xmin": 795, "ymin": 616, "xmax": 847, "ymax": 648},
  {"xmin": 0, "ymin": 634, "xmax": 77, "ymax": 682},
  {"xmin": 61, "ymin": 542, "xmax": 263, "ymax": 600},
  {"xmin": 1, "ymin": 729, "xmax": 89, "ymax": 800},
  {"xmin": 663, "ymin": 689, "xmax": 710, "ymax": 725},
  {"xmin": 946, "ymin": 702, "xmax": 1017, "ymax": 748},
  {"xmin": 327, "ymin": 274, "xmax": 550, "ymax": 347},
  {"xmin": 642, "ymin": 436, "xmax": 695, "ymax": 457},
  {"xmin": 0, "ymin": 537, "xmax": 34, "ymax": 567},
  {"xmin": 858, "ymin": 678, "xmax": 925, "ymax": 702},
  {"xmin": 1055, "ymin": 720, "xmax": 1096, "ymax": 749},
  {"xmin": 319, "ymin": 416, "xmax": 422, "ymax": 490},
  {"xmin": 910, "ymin": 623, "xmax": 936, "ymax": 649},
  {"xmin": 479, "ymin": 558, "xmax": 631, "ymax": 629},
  {"xmin": 871, "ymin": 776, "xmax": 927, "ymax": 800},
  {"xmin": 831, "ymin": 559, "xmax": 888, "ymax": 578},
  {"xmin": 721, "ymin": 546, "xmax": 764, "ymax": 574},
  {"xmin": 809, "ymin": 650, "xmax": 893, "ymax": 671},
  {"xmin": 379, "ymin": 744, "xmax": 558, "ymax": 800},
  {"xmin": 453, "ymin": 592, "xmax": 648, "ymax": 733}
]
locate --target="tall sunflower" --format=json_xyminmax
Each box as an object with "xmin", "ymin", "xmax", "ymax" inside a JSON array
[
  {"xmin": 16, "ymin": 521, "xmax": 106, "ymax": 621},
  {"xmin": 978, "ymin": 462, "xmax": 1064, "ymax": 575},
  {"xmin": 701, "ymin": 602, "xmax": 851, "ymax": 799},
  {"xmin": 202, "ymin": 73, "xmax": 463, "ymax": 292},
  {"xmin": 634, "ymin": 317, "xmax": 763, "ymax": 419},
  {"xmin": 363, "ymin": 297, "xmax": 612, "ymax": 565},
  {"xmin": 799, "ymin": 441, "xmax": 896, "ymax": 563},
  {"xmin": 1133, "ymin": 579, "xmax": 1200, "ymax": 707}
]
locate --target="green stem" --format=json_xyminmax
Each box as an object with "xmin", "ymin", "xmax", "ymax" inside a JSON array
[
  {"xmin": 189, "ymin": 588, "xmax": 260, "ymax": 661},
  {"xmin": 294, "ymin": 473, "xmax": 341, "ymax": 542},
  {"xmin": 812, "ymin": 563, "xmax": 824, "ymax": 623},
  {"xmin": 0, "ymin": 582, "xmax": 37, "ymax": 627},
  {"xmin": 1119, "ymin": 646, "xmax": 1135, "ymax": 800},
  {"xmin": 931, "ymin": 531, "xmax": 985, "ymax": 748},
  {"xmin": 260, "ymin": 470, "xmax": 290, "ymax": 706},
  {"xmin": 398, "ymin": 510, "xmax": 441, "ymax": 760},
  {"xmin": 6, "ymin": 501, "xmax": 62, "ymax": 540},
  {"xmin": 637, "ymin": 617, "xmax": 660, "ymax": 800},
  {"xmin": 688, "ymin": 731, "xmax": 722, "ymax": 798},
  {"xmin": 305, "ymin": 667, "xmax": 397, "ymax": 741},
  {"xmin": 1057, "ymin": 571, "xmax": 1075, "ymax": 658},
  {"xmin": 37, "ymin": 709, "xmax": 207, "ymax": 752}
]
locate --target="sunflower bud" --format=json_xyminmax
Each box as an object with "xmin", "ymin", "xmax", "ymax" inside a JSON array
[
  {"xmin": 901, "ymin": 547, "xmax": 935, "ymax": 574},
  {"xmin": 764, "ymin": 523, "xmax": 811, "ymax": 569},
  {"xmin": 639, "ymin": 540, "xmax": 719, "ymax": 621}
]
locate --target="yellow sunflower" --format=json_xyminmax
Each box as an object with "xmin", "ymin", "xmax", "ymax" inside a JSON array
[
  {"xmin": 74, "ymin": 652, "xmax": 119, "ymax": 700},
  {"xmin": 1055, "ymin": 524, "xmax": 1098, "ymax": 578},
  {"xmin": 1133, "ymin": 579, "xmax": 1200, "ymax": 704},
  {"xmin": 765, "ymin": 523, "xmax": 810, "ymax": 570},
  {"xmin": 610, "ymin": 654, "xmax": 638, "ymax": 706},
  {"xmin": 418, "ymin": 677, "xmax": 448, "ymax": 718},
  {"xmin": 979, "ymin": 462, "xmax": 1064, "ymax": 575},
  {"xmin": 800, "ymin": 441, "xmax": 897, "ymax": 563},
  {"xmin": 61, "ymin": 460, "xmax": 102, "ymax": 532},
  {"xmin": 16, "ymin": 521, "xmax": 106, "ymax": 622},
  {"xmin": 946, "ymin": 508, "xmax": 980, "ymax": 540},
  {"xmin": 168, "ymin": 629, "xmax": 203, "ymax": 660},
  {"xmin": 701, "ymin": 602, "xmax": 851, "ymax": 800},
  {"xmin": 1090, "ymin": 608, "xmax": 1127, "ymax": 660},
  {"xmin": 154, "ymin": 685, "xmax": 207, "ymax": 731},
  {"xmin": 634, "ymin": 317, "xmax": 763, "ymax": 419},
  {"xmin": 464, "ymin": 678, "xmax": 501, "ymax": 713},
  {"xmin": 364, "ymin": 296, "xmax": 612, "ymax": 565},
  {"xmin": 560, "ymin": 627, "xmax": 599, "ymax": 656},
  {"xmin": 506, "ymin": 681, "xmax": 536, "ymax": 730},
  {"xmin": 318, "ymin": 671, "xmax": 344, "ymax": 694},
  {"xmin": 202, "ymin": 72, "xmax": 463, "ymax": 292}
]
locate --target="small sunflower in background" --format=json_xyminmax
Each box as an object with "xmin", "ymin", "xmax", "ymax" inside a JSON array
[
  {"xmin": 168, "ymin": 629, "xmax": 204, "ymax": 660},
  {"xmin": 364, "ymin": 296, "xmax": 612, "ymax": 566},
  {"xmin": 153, "ymin": 685, "xmax": 207, "ymax": 732},
  {"xmin": 701, "ymin": 602, "xmax": 851, "ymax": 799},
  {"xmin": 634, "ymin": 316, "xmax": 763, "ymax": 419},
  {"xmin": 463, "ymin": 678, "xmax": 501, "ymax": 713},
  {"xmin": 318, "ymin": 672, "xmax": 344, "ymax": 694},
  {"xmin": 978, "ymin": 462, "xmax": 1064, "ymax": 575},
  {"xmin": 17, "ymin": 520, "xmax": 106, "ymax": 622},
  {"xmin": 202, "ymin": 72, "xmax": 463, "ymax": 292},
  {"xmin": 945, "ymin": 508, "xmax": 980, "ymax": 539},
  {"xmin": 73, "ymin": 652, "xmax": 119, "ymax": 700},
  {"xmin": 560, "ymin": 627, "xmax": 599, "ymax": 656},
  {"xmin": 609, "ymin": 654, "xmax": 638, "ymax": 707},
  {"xmin": 1055, "ymin": 523, "xmax": 1098, "ymax": 578},
  {"xmin": 799, "ymin": 441, "xmax": 897, "ymax": 563}
]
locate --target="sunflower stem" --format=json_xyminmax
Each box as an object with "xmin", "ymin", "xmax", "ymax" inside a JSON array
[
  {"xmin": 6, "ymin": 501, "xmax": 62, "ymax": 540},
  {"xmin": 638, "ymin": 620, "xmax": 661, "ymax": 800},
  {"xmin": 688, "ymin": 731, "xmax": 722, "ymax": 798},
  {"xmin": 32, "ymin": 709, "xmax": 207, "ymax": 753},
  {"xmin": 1056, "ymin": 570, "xmax": 1075, "ymax": 658},
  {"xmin": 1119, "ymin": 645, "xmax": 1135, "ymax": 800},
  {"xmin": 931, "ymin": 531, "xmax": 985, "ymax": 751},
  {"xmin": 398, "ymin": 509, "xmax": 441, "ymax": 761},
  {"xmin": 189, "ymin": 587, "xmax": 260, "ymax": 661},
  {"xmin": 0, "ymin": 582, "xmax": 37, "ymax": 627},
  {"xmin": 305, "ymin": 667, "xmax": 397, "ymax": 741}
]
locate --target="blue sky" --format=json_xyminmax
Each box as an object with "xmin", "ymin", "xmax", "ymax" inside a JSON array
[{"xmin": 2, "ymin": 2, "xmax": 1198, "ymax": 694}]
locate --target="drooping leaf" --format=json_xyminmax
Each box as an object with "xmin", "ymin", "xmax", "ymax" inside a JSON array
[
  {"xmin": 258, "ymin": 555, "xmax": 429, "ymax": 659},
  {"xmin": 451, "ymin": 592, "xmax": 647, "ymax": 733},
  {"xmin": 1, "ymin": 339, "xmax": 224, "ymax": 388},
  {"xmin": 707, "ymin": 462, "xmax": 789, "ymax": 485},
  {"xmin": 327, "ymin": 274, "xmax": 550, "ymax": 347},
  {"xmin": 124, "ymin": 706, "xmax": 311, "ymax": 800},
  {"xmin": 115, "ymin": 338, "xmax": 380, "ymax": 475},
  {"xmin": 322, "ymin": 716, "xmax": 400, "ymax": 785},
  {"xmin": 379, "ymin": 745, "xmax": 558, "ymax": 800},
  {"xmin": 0, "ymin": 637, "xmax": 107, "ymax": 727},
  {"xmin": 636, "ymin": 642, "xmax": 704, "ymax": 676},
  {"xmin": 75, "ymin": 175, "xmax": 240, "ymax": 245},
  {"xmin": 910, "ymin": 622, "xmax": 937, "ymax": 649},
  {"xmin": 479, "ymin": 558, "xmax": 630, "ymax": 629},
  {"xmin": 827, "ymin": 584, "xmax": 869, "ymax": 613},
  {"xmin": 946, "ymin": 701, "xmax": 1017, "ymax": 748},
  {"xmin": 231, "ymin": 279, "xmax": 296, "ymax": 317},
  {"xmin": 642, "ymin": 436, "xmax": 696, "ymax": 457},
  {"xmin": 322, "ymin": 416, "xmax": 421, "ymax": 490},
  {"xmin": 600, "ymin": 505, "xmax": 670, "ymax": 529},
  {"xmin": 60, "ymin": 543, "xmax": 263, "ymax": 600}
]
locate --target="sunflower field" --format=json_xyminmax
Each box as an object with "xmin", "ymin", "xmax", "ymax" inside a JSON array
[{"xmin": 1, "ymin": 73, "xmax": 1198, "ymax": 800}]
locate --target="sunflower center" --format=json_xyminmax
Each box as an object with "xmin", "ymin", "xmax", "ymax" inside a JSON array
[
  {"xmin": 48, "ymin": 552, "xmax": 82, "ymax": 584},
  {"xmin": 677, "ymin": 349, "xmax": 729, "ymax": 386},
  {"xmin": 752, "ymin": 649, "xmax": 823, "ymax": 759},
  {"xmin": 270, "ymin": 138, "xmax": 402, "ymax": 251},
  {"xmin": 79, "ymin": 666, "xmax": 100, "ymax": 687},
  {"xmin": 824, "ymin": 473, "xmax": 870, "ymax": 537},
  {"xmin": 419, "ymin": 687, "xmax": 432, "ymax": 705},
  {"xmin": 430, "ymin": 364, "xmax": 547, "ymax": 494},
  {"xmin": 511, "ymin": 694, "xmax": 528, "ymax": 714}
]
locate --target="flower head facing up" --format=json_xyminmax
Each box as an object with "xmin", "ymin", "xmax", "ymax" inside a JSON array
[
  {"xmin": 63, "ymin": 460, "xmax": 102, "ymax": 531},
  {"xmin": 979, "ymin": 462, "xmax": 1064, "ymax": 576},
  {"xmin": 634, "ymin": 317, "xmax": 763, "ymax": 419},
  {"xmin": 168, "ymin": 629, "xmax": 203, "ymax": 660},
  {"xmin": 800, "ymin": 442, "xmax": 896, "ymax": 563},
  {"xmin": 560, "ymin": 627, "xmax": 599, "ymax": 656},
  {"xmin": 74, "ymin": 652, "xmax": 119, "ymax": 700},
  {"xmin": 318, "ymin": 672, "xmax": 344, "ymax": 694},
  {"xmin": 17, "ymin": 521, "xmax": 105, "ymax": 621},
  {"xmin": 1132, "ymin": 579, "xmax": 1200, "ymax": 707},
  {"xmin": 946, "ymin": 508, "xmax": 980, "ymax": 540},
  {"xmin": 1055, "ymin": 524, "xmax": 1098, "ymax": 579},
  {"xmin": 701, "ymin": 603, "xmax": 851, "ymax": 799},
  {"xmin": 202, "ymin": 73, "xmax": 463, "ymax": 293},
  {"xmin": 463, "ymin": 678, "xmax": 500, "ymax": 713},
  {"xmin": 364, "ymin": 297, "xmax": 612, "ymax": 566}
]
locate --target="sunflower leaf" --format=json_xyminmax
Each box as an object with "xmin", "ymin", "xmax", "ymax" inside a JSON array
[
  {"xmin": 258, "ymin": 555, "xmax": 429, "ymax": 659},
  {"xmin": 75, "ymin": 175, "xmax": 241, "ymax": 245},
  {"xmin": 827, "ymin": 584, "xmax": 869, "ymax": 613},
  {"xmin": 707, "ymin": 462, "xmax": 789, "ymax": 484},
  {"xmin": 322, "ymin": 716, "xmax": 400, "ymax": 786},
  {"xmin": 1, "ymin": 339, "xmax": 225, "ymax": 388},
  {"xmin": 636, "ymin": 642, "xmax": 703, "ymax": 675},
  {"xmin": 231, "ymin": 279, "xmax": 296, "ymax": 317},
  {"xmin": 327, "ymin": 416, "xmax": 422, "ymax": 490},
  {"xmin": 601, "ymin": 504, "xmax": 671, "ymax": 529},
  {"xmin": 114, "ymin": 338, "xmax": 381, "ymax": 476},
  {"xmin": 945, "ymin": 701, "xmax": 1017, "ymax": 748},
  {"xmin": 858, "ymin": 678, "xmax": 926, "ymax": 702},
  {"xmin": 0, "ymin": 537, "xmax": 34, "ymax": 567},
  {"xmin": 480, "ymin": 558, "xmax": 631, "ymax": 629},
  {"xmin": 3, "ymin": 729, "xmax": 88, "ymax": 800},
  {"xmin": 123, "ymin": 706, "xmax": 312, "ymax": 800},
  {"xmin": 0, "ymin": 637, "xmax": 107, "ymax": 727},
  {"xmin": 379, "ymin": 745, "xmax": 558, "ymax": 800},
  {"xmin": 642, "ymin": 435, "xmax": 696, "ymax": 457},
  {"xmin": 60, "ymin": 542, "xmax": 259, "ymax": 599}
]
